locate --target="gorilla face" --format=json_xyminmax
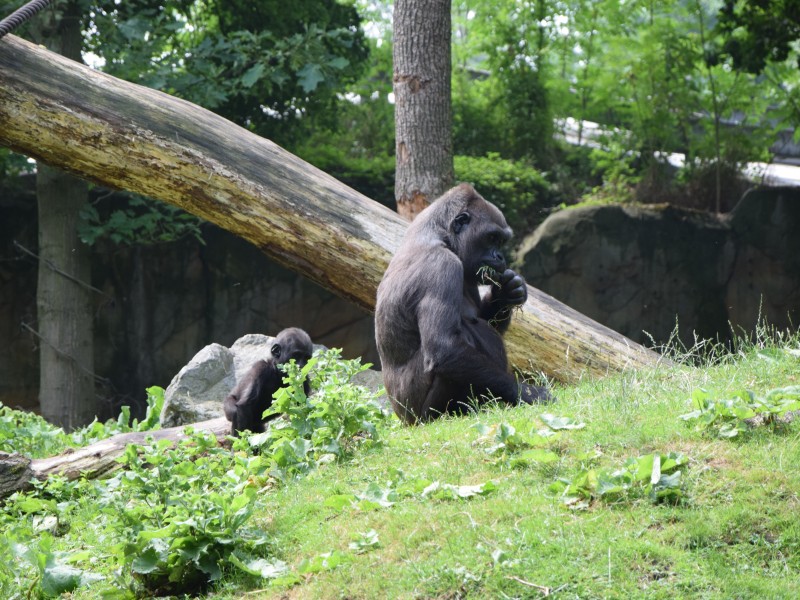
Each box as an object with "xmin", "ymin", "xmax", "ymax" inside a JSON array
[{"xmin": 450, "ymin": 209, "xmax": 512, "ymax": 285}]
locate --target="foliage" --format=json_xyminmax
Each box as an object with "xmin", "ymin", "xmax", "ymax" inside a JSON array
[
  {"xmin": 105, "ymin": 434, "xmax": 271, "ymax": 595},
  {"xmin": 0, "ymin": 386, "xmax": 163, "ymax": 458},
  {"xmin": 716, "ymin": 0, "xmax": 800, "ymax": 74},
  {"xmin": 249, "ymin": 349, "xmax": 390, "ymax": 481},
  {"xmin": 0, "ymin": 148, "xmax": 34, "ymax": 182},
  {"xmin": 78, "ymin": 194, "xmax": 204, "ymax": 247},
  {"xmin": 552, "ymin": 452, "xmax": 688, "ymax": 509},
  {"xmin": 296, "ymin": 142, "xmax": 395, "ymax": 208},
  {"xmin": 680, "ymin": 385, "xmax": 800, "ymax": 438},
  {"xmin": 324, "ymin": 470, "xmax": 498, "ymax": 513},
  {"xmin": 454, "ymin": 153, "xmax": 551, "ymax": 232}
]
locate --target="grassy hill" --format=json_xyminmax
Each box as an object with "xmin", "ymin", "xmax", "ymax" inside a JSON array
[{"xmin": 2, "ymin": 335, "xmax": 799, "ymax": 599}]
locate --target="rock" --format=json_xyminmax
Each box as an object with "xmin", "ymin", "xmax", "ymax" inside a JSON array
[
  {"xmin": 516, "ymin": 188, "xmax": 800, "ymax": 348},
  {"xmin": 159, "ymin": 343, "xmax": 235, "ymax": 428}
]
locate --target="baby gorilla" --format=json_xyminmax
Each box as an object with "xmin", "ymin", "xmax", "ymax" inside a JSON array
[
  {"xmin": 223, "ymin": 327, "xmax": 313, "ymax": 436},
  {"xmin": 375, "ymin": 184, "xmax": 551, "ymax": 424}
]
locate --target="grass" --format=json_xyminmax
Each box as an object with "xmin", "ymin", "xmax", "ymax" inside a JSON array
[
  {"xmin": 2, "ymin": 335, "xmax": 799, "ymax": 598},
  {"xmin": 209, "ymin": 337, "xmax": 800, "ymax": 599}
]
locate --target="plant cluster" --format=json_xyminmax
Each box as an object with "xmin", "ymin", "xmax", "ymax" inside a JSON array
[
  {"xmin": 680, "ymin": 385, "xmax": 800, "ymax": 438},
  {"xmin": 552, "ymin": 452, "xmax": 688, "ymax": 509},
  {"xmin": 248, "ymin": 348, "xmax": 390, "ymax": 482},
  {"xmin": 473, "ymin": 416, "xmax": 687, "ymax": 509},
  {"xmin": 0, "ymin": 386, "xmax": 164, "ymax": 458},
  {"xmin": 78, "ymin": 195, "xmax": 204, "ymax": 247},
  {"xmin": 0, "ymin": 351, "xmax": 389, "ymax": 597}
]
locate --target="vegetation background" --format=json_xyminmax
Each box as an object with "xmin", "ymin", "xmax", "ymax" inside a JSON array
[{"xmin": 1, "ymin": 0, "xmax": 799, "ymax": 596}]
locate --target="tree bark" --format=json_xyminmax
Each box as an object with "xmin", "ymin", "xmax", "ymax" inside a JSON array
[
  {"xmin": 0, "ymin": 34, "xmax": 669, "ymax": 385},
  {"xmin": 393, "ymin": 0, "xmax": 454, "ymax": 220},
  {"xmin": 0, "ymin": 417, "xmax": 231, "ymax": 498},
  {"xmin": 33, "ymin": 2, "xmax": 97, "ymax": 430}
]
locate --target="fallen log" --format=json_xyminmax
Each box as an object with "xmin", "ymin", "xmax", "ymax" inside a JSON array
[
  {"xmin": 0, "ymin": 34, "xmax": 669, "ymax": 382},
  {"xmin": 0, "ymin": 417, "xmax": 230, "ymax": 498}
]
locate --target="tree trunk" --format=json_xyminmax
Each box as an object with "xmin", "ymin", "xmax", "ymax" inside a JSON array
[
  {"xmin": 33, "ymin": 2, "xmax": 97, "ymax": 430},
  {"xmin": 393, "ymin": 0, "xmax": 454, "ymax": 220},
  {"xmin": 0, "ymin": 34, "xmax": 670, "ymax": 384}
]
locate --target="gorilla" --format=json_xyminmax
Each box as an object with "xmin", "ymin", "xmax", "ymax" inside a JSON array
[
  {"xmin": 375, "ymin": 184, "xmax": 551, "ymax": 424},
  {"xmin": 223, "ymin": 327, "xmax": 313, "ymax": 436}
]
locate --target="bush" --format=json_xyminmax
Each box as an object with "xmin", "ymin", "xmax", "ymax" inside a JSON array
[{"xmin": 454, "ymin": 153, "xmax": 552, "ymax": 233}]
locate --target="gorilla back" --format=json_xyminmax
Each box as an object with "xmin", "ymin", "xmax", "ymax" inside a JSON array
[{"xmin": 375, "ymin": 184, "xmax": 549, "ymax": 424}]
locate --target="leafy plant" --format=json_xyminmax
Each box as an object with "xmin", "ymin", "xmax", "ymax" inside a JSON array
[
  {"xmin": 324, "ymin": 472, "xmax": 498, "ymax": 513},
  {"xmin": 104, "ymin": 432, "xmax": 270, "ymax": 595},
  {"xmin": 0, "ymin": 403, "xmax": 71, "ymax": 458},
  {"xmin": 454, "ymin": 153, "xmax": 551, "ymax": 232},
  {"xmin": 8, "ymin": 536, "xmax": 104, "ymax": 598},
  {"xmin": 472, "ymin": 416, "xmax": 583, "ymax": 468},
  {"xmin": 78, "ymin": 195, "xmax": 204, "ymax": 247},
  {"xmin": 679, "ymin": 386, "xmax": 800, "ymax": 438},
  {"xmin": 0, "ymin": 387, "xmax": 165, "ymax": 459},
  {"xmin": 251, "ymin": 349, "xmax": 389, "ymax": 481},
  {"xmin": 552, "ymin": 452, "xmax": 688, "ymax": 509}
]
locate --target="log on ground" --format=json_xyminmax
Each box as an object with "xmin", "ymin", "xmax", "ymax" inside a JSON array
[{"xmin": 0, "ymin": 417, "xmax": 230, "ymax": 498}]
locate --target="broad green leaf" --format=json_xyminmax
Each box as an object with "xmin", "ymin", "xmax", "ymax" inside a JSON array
[
  {"xmin": 42, "ymin": 562, "xmax": 100, "ymax": 596},
  {"xmin": 511, "ymin": 449, "xmax": 559, "ymax": 467},
  {"xmin": 230, "ymin": 554, "xmax": 290, "ymax": 579},
  {"xmin": 298, "ymin": 64, "xmax": 325, "ymax": 93},
  {"xmin": 241, "ymin": 63, "xmax": 265, "ymax": 88},
  {"xmin": 540, "ymin": 414, "xmax": 585, "ymax": 430},
  {"xmin": 327, "ymin": 56, "xmax": 350, "ymax": 70},
  {"xmin": 323, "ymin": 494, "xmax": 357, "ymax": 510},
  {"xmin": 131, "ymin": 547, "xmax": 162, "ymax": 574}
]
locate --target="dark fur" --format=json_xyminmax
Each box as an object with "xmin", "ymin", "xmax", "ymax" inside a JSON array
[
  {"xmin": 223, "ymin": 327, "xmax": 313, "ymax": 435},
  {"xmin": 375, "ymin": 184, "xmax": 550, "ymax": 424}
]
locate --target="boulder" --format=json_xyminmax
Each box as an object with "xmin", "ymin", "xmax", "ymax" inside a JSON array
[{"xmin": 516, "ymin": 188, "xmax": 800, "ymax": 347}]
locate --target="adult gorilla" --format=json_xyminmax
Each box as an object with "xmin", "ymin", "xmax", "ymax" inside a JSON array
[{"xmin": 375, "ymin": 184, "xmax": 551, "ymax": 424}]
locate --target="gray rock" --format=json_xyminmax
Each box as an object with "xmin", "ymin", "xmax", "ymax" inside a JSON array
[
  {"xmin": 516, "ymin": 188, "xmax": 800, "ymax": 348},
  {"xmin": 159, "ymin": 343, "xmax": 236, "ymax": 428}
]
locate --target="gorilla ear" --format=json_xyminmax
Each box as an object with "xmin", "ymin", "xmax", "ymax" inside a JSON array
[
  {"xmin": 271, "ymin": 343, "xmax": 282, "ymax": 358},
  {"xmin": 451, "ymin": 212, "xmax": 471, "ymax": 234}
]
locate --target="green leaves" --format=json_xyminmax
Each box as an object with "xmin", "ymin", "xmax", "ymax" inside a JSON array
[
  {"xmin": 323, "ymin": 472, "xmax": 498, "ymax": 514},
  {"xmin": 78, "ymin": 196, "xmax": 204, "ymax": 247},
  {"xmin": 554, "ymin": 452, "xmax": 688, "ymax": 509},
  {"xmin": 680, "ymin": 386, "xmax": 800, "ymax": 438},
  {"xmin": 254, "ymin": 349, "xmax": 389, "ymax": 481}
]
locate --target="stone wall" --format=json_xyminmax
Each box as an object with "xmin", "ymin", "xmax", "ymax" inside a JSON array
[
  {"xmin": 516, "ymin": 187, "xmax": 800, "ymax": 348},
  {"xmin": 0, "ymin": 188, "xmax": 377, "ymax": 417}
]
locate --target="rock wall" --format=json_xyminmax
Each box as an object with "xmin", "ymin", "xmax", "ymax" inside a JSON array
[
  {"xmin": 0, "ymin": 188, "xmax": 377, "ymax": 417},
  {"xmin": 516, "ymin": 188, "xmax": 800, "ymax": 348}
]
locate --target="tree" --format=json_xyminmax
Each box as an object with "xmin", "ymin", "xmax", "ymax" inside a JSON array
[
  {"xmin": 717, "ymin": 0, "xmax": 800, "ymax": 74},
  {"xmin": 29, "ymin": 1, "xmax": 98, "ymax": 430},
  {"xmin": 1, "ymin": 0, "xmax": 369, "ymax": 427},
  {"xmin": 393, "ymin": 0, "xmax": 454, "ymax": 220}
]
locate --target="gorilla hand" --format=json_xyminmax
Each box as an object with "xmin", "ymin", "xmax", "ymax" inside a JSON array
[{"xmin": 493, "ymin": 269, "xmax": 527, "ymax": 306}]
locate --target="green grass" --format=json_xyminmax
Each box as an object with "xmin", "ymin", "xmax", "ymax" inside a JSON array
[
  {"xmin": 210, "ymin": 340, "xmax": 800, "ymax": 599},
  {"xmin": 2, "ymin": 337, "xmax": 800, "ymax": 598}
]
